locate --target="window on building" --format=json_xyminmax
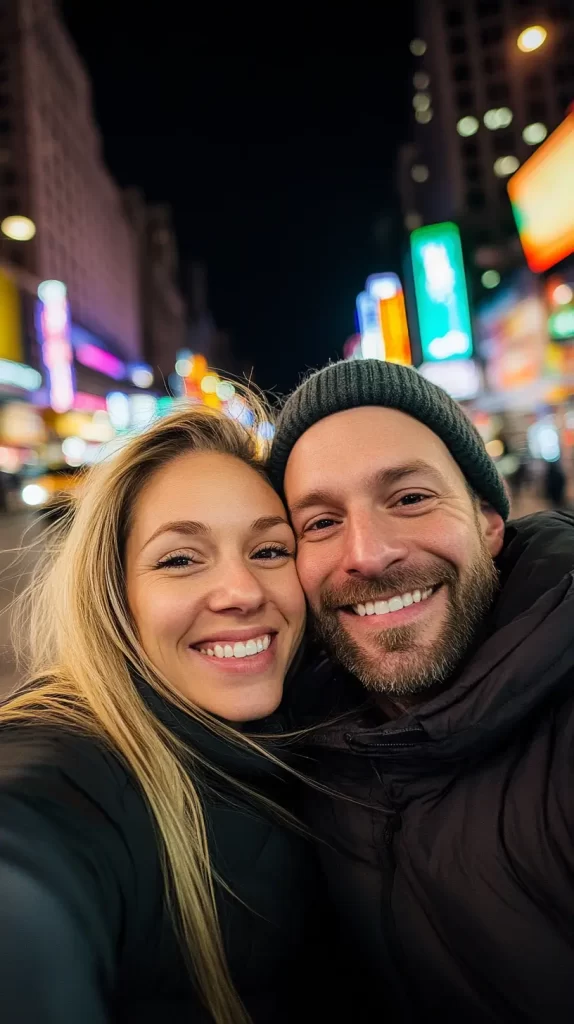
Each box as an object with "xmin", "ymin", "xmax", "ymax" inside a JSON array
[
  {"xmin": 558, "ymin": 93, "xmax": 572, "ymax": 115},
  {"xmin": 1, "ymin": 168, "xmax": 15, "ymax": 186},
  {"xmin": 493, "ymin": 131, "xmax": 515, "ymax": 154},
  {"xmin": 526, "ymin": 73, "xmax": 544, "ymax": 92},
  {"xmin": 486, "ymin": 80, "xmax": 510, "ymax": 104},
  {"xmin": 454, "ymin": 64, "xmax": 472, "ymax": 83},
  {"xmin": 457, "ymin": 88, "xmax": 474, "ymax": 109},
  {"xmin": 476, "ymin": 1, "xmax": 502, "ymax": 16},
  {"xmin": 450, "ymin": 35, "xmax": 468, "ymax": 56},
  {"xmin": 446, "ymin": 8, "xmax": 464, "ymax": 28},
  {"xmin": 555, "ymin": 64, "xmax": 573, "ymax": 84},
  {"xmin": 527, "ymin": 99, "xmax": 547, "ymax": 121},
  {"xmin": 483, "ymin": 54, "xmax": 502, "ymax": 74},
  {"xmin": 0, "ymin": 118, "xmax": 10, "ymax": 133},
  {"xmin": 480, "ymin": 24, "xmax": 503, "ymax": 45},
  {"xmin": 462, "ymin": 138, "xmax": 479, "ymax": 159},
  {"xmin": 465, "ymin": 163, "xmax": 481, "ymax": 183}
]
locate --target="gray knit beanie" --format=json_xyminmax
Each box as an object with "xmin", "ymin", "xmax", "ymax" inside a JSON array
[{"xmin": 269, "ymin": 359, "xmax": 509, "ymax": 520}]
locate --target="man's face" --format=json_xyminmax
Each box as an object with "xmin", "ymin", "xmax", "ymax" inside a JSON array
[{"xmin": 285, "ymin": 407, "xmax": 505, "ymax": 698}]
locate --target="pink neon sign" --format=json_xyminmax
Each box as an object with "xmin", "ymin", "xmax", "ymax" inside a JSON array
[
  {"xmin": 74, "ymin": 392, "xmax": 108, "ymax": 412},
  {"xmin": 38, "ymin": 281, "xmax": 75, "ymax": 413},
  {"xmin": 76, "ymin": 343, "xmax": 125, "ymax": 380}
]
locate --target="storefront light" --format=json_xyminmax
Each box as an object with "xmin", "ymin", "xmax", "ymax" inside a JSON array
[{"xmin": 0, "ymin": 359, "xmax": 42, "ymax": 391}]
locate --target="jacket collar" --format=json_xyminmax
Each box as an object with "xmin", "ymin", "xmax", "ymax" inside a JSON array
[{"xmin": 309, "ymin": 512, "xmax": 574, "ymax": 766}]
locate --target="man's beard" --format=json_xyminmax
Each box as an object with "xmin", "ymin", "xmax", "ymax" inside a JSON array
[{"xmin": 311, "ymin": 539, "xmax": 499, "ymax": 699}]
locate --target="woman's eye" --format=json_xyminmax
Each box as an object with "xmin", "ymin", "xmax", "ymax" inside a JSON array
[
  {"xmin": 251, "ymin": 545, "xmax": 292, "ymax": 561},
  {"xmin": 155, "ymin": 553, "xmax": 196, "ymax": 569}
]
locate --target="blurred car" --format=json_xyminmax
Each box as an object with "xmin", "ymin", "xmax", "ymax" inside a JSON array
[{"xmin": 21, "ymin": 467, "xmax": 83, "ymax": 522}]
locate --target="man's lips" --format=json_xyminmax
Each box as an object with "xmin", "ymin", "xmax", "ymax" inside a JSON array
[{"xmin": 333, "ymin": 584, "xmax": 445, "ymax": 626}]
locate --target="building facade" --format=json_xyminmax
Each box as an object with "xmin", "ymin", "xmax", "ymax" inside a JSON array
[
  {"xmin": 125, "ymin": 190, "xmax": 187, "ymax": 382},
  {"xmin": 0, "ymin": 0, "xmax": 141, "ymax": 360},
  {"xmin": 401, "ymin": 0, "xmax": 574, "ymax": 246}
]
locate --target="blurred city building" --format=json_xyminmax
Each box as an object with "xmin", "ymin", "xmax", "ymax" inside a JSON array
[
  {"xmin": 0, "ymin": 0, "xmax": 141, "ymax": 359},
  {"xmin": 400, "ymin": 0, "xmax": 574, "ymax": 262},
  {"xmin": 125, "ymin": 191, "xmax": 187, "ymax": 384}
]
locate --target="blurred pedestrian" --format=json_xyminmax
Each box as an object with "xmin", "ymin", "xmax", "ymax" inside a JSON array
[
  {"xmin": 544, "ymin": 457, "xmax": 568, "ymax": 508},
  {"xmin": 271, "ymin": 358, "xmax": 574, "ymax": 1024},
  {"xmin": 0, "ymin": 403, "xmax": 345, "ymax": 1024}
]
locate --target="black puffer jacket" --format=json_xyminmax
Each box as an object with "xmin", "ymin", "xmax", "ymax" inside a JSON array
[
  {"xmin": 297, "ymin": 511, "xmax": 574, "ymax": 1023},
  {"xmin": 0, "ymin": 682, "xmax": 345, "ymax": 1023}
]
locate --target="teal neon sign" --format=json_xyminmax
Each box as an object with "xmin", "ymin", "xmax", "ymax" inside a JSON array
[{"xmin": 410, "ymin": 222, "xmax": 473, "ymax": 362}]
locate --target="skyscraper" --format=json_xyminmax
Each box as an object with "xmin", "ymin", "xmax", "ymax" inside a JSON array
[
  {"xmin": 0, "ymin": 0, "xmax": 141, "ymax": 359},
  {"xmin": 401, "ymin": 0, "xmax": 574, "ymax": 250}
]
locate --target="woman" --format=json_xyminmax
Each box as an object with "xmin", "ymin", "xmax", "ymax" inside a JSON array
[{"xmin": 0, "ymin": 402, "xmax": 337, "ymax": 1023}]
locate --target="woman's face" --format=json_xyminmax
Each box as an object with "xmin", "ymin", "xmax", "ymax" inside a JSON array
[{"xmin": 126, "ymin": 452, "xmax": 306, "ymax": 722}]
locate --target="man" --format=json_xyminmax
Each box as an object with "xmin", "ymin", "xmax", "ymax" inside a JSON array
[{"xmin": 269, "ymin": 359, "xmax": 574, "ymax": 1024}]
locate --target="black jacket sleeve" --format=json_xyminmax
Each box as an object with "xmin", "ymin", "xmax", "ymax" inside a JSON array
[{"xmin": 0, "ymin": 729, "xmax": 129, "ymax": 1023}]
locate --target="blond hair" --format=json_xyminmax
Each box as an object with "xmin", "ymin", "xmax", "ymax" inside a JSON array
[{"xmin": 4, "ymin": 396, "xmax": 286, "ymax": 1024}]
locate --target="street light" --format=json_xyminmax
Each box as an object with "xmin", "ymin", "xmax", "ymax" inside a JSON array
[
  {"xmin": 517, "ymin": 26, "xmax": 547, "ymax": 53},
  {"xmin": 1, "ymin": 214, "xmax": 36, "ymax": 241}
]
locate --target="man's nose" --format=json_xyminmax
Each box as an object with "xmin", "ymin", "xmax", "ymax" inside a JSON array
[{"xmin": 341, "ymin": 510, "xmax": 409, "ymax": 578}]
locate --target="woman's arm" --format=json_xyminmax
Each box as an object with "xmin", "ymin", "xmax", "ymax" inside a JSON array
[{"xmin": 0, "ymin": 731, "xmax": 127, "ymax": 1023}]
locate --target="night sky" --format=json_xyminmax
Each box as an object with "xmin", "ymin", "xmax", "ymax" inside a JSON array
[{"xmin": 60, "ymin": 3, "xmax": 414, "ymax": 393}]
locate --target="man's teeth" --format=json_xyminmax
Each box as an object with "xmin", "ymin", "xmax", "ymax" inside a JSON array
[
  {"xmin": 353, "ymin": 589, "xmax": 434, "ymax": 617},
  {"xmin": 197, "ymin": 634, "xmax": 271, "ymax": 658}
]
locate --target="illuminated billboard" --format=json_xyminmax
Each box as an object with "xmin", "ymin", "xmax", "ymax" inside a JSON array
[
  {"xmin": 508, "ymin": 112, "xmax": 574, "ymax": 273},
  {"xmin": 410, "ymin": 222, "xmax": 473, "ymax": 362},
  {"xmin": 37, "ymin": 280, "xmax": 75, "ymax": 413},
  {"xmin": 366, "ymin": 273, "xmax": 412, "ymax": 366},
  {"xmin": 356, "ymin": 291, "xmax": 384, "ymax": 359}
]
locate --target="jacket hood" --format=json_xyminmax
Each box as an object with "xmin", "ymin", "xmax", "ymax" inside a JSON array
[{"xmin": 314, "ymin": 511, "xmax": 574, "ymax": 768}]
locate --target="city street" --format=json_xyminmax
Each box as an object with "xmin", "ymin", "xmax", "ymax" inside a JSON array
[{"xmin": 0, "ymin": 512, "xmax": 42, "ymax": 698}]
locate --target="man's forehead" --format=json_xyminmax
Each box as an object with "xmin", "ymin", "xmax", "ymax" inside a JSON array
[{"xmin": 284, "ymin": 407, "xmax": 460, "ymax": 505}]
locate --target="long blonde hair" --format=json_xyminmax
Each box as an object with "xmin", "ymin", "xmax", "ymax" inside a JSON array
[{"xmin": 4, "ymin": 398, "xmax": 288, "ymax": 1024}]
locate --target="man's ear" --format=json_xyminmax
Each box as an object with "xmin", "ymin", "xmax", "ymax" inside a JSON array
[{"xmin": 480, "ymin": 503, "xmax": 505, "ymax": 557}]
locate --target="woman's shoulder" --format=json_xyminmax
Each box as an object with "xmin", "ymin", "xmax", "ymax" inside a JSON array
[{"xmin": 0, "ymin": 721, "xmax": 135, "ymax": 823}]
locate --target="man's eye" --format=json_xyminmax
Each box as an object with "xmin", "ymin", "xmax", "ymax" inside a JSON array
[
  {"xmin": 396, "ymin": 493, "xmax": 431, "ymax": 507},
  {"xmin": 305, "ymin": 517, "xmax": 337, "ymax": 532}
]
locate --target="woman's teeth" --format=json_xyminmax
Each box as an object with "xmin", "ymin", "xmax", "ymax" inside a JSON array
[
  {"xmin": 353, "ymin": 588, "xmax": 434, "ymax": 617},
  {"xmin": 197, "ymin": 634, "xmax": 271, "ymax": 659}
]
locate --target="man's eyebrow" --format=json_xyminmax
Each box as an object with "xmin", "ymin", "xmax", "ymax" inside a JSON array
[{"xmin": 288, "ymin": 460, "xmax": 446, "ymax": 517}]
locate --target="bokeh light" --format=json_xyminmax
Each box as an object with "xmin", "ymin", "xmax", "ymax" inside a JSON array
[
  {"xmin": 494, "ymin": 155, "xmax": 520, "ymax": 177},
  {"xmin": 1, "ymin": 215, "xmax": 36, "ymax": 241},
  {"xmin": 410, "ymin": 39, "xmax": 427, "ymax": 56},
  {"xmin": 517, "ymin": 26, "xmax": 547, "ymax": 53},
  {"xmin": 457, "ymin": 116, "xmax": 479, "ymax": 137},
  {"xmin": 522, "ymin": 122, "xmax": 548, "ymax": 145},
  {"xmin": 481, "ymin": 270, "xmax": 501, "ymax": 289}
]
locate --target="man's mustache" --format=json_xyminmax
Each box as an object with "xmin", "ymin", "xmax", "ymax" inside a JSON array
[{"xmin": 319, "ymin": 563, "xmax": 459, "ymax": 611}]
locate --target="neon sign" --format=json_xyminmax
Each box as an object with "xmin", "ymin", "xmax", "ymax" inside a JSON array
[
  {"xmin": 366, "ymin": 273, "xmax": 412, "ymax": 366},
  {"xmin": 410, "ymin": 222, "xmax": 473, "ymax": 363},
  {"xmin": 76, "ymin": 342, "xmax": 125, "ymax": 380},
  {"xmin": 508, "ymin": 112, "xmax": 574, "ymax": 273},
  {"xmin": 356, "ymin": 291, "xmax": 384, "ymax": 359},
  {"xmin": 37, "ymin": 280, "xmax": 75, "ymax": 413}
]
